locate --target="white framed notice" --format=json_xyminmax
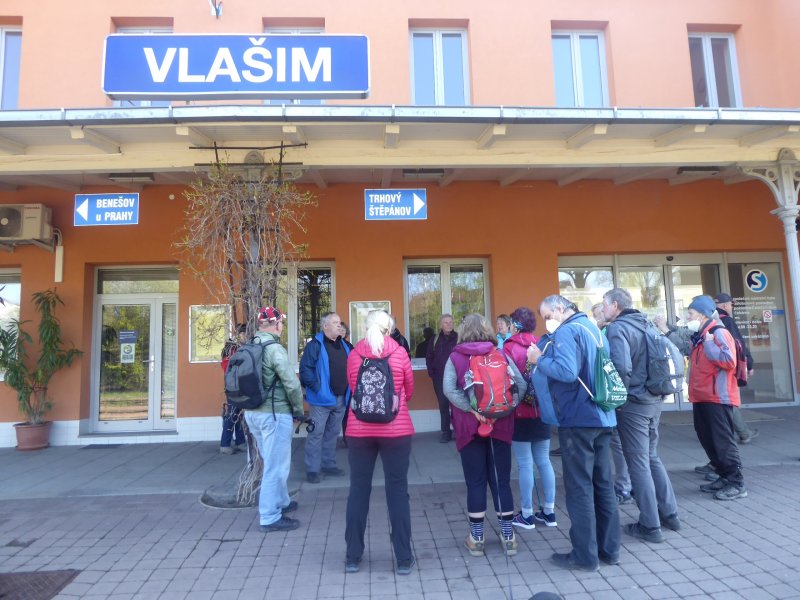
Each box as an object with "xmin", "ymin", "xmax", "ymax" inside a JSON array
[{"xmin": 348, "ymin": 301, "xmax": 391, "ymax": 344}]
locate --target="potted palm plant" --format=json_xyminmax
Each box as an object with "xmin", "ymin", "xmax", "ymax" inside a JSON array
[{"xmin": 0, "ymin": 289, "xmax": 82, "ymax": 450}]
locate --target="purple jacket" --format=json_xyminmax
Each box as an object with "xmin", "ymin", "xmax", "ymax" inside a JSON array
[{"xmin": 426, "ymin": 330, "xmax": 458, "ymax": 379}]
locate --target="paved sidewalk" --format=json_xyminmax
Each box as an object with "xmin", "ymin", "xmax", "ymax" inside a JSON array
[{"xmin": 0, "ymin": 406, "xmax": 799, "ymax": 599}]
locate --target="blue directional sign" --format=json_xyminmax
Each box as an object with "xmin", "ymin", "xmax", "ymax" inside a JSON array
[
  {"xmin": 364, "ymin": 189, "xmax": 427, "ymax": 221},
  {"xmin": 74, "ymin": 193, "xmax": 139, "ymax": 227},
  {"xmin": 103, "ymin": 34, "xmax": 370, "ymax": 100}
]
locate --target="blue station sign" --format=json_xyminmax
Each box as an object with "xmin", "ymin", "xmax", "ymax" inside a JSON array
[
  {"xmin": 364, "ymin": 189, "xmax": 427, "ymax": 221},
  {"xmin": 103, "ymin": 34, "xmax": 370, "ymax": 100},
  {"xmin": 74, "ymin": 193, "xmax": 139, "ymax": 227}
]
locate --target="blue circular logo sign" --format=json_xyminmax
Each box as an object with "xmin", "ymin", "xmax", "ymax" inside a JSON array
[{"xmin": 745, "ymin": 269, "xmax": 768, "ymax": 293}]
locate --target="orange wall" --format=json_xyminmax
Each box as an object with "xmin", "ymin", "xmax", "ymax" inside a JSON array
[
  {"xmin": 0, "ymin": 177, "xmax": 784, "ymax": 422},
  {"xmin": 1, "ymin": 0, "xmax": 799, "ymax": 109}
]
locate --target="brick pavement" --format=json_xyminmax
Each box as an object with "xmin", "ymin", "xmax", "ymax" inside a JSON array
[{"xmin": 2, "ymin": 407, "xmax": 800, "ymax": 599}]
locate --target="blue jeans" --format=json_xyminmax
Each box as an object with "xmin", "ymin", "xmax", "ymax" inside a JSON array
[
  {"xmin": 559, "ymin": 427, "xmax": 620, "ymax": 567},
  {"xmin": 512, "ymin": 438, "xmax": 556, "ymax": 512},
  {"xmin": 245, "ymin": 411, "xmax": 294, "ymax": 526},
  {"xmin": 305, "ymin": 395, "xmax": 346, "ymax": 473},
  {"xmin": 616, "ymin": 402, "xmax": 678, "ymax": 529},
  {"xmin": 220, "ymin": 401, "xmax": 244, "ymax": 448}
]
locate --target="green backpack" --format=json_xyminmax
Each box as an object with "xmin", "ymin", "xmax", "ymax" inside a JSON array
[{"xmin": 575, "ymin": 323, "xmax": 628, "ymax": 412}]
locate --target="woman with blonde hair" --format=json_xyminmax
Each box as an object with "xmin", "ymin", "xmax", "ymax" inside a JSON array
[
  {"xmin": 344, "ymin": 310, "xmax": 416, "ymax": 575},
  {"xmin": 443, "ymin": 313, "xmax": 525, "ymax": 557}
]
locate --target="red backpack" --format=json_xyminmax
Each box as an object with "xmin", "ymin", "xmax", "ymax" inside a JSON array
[{"xmin": 464, "ymin": 349, "xmax": 518, "ymax": 419}]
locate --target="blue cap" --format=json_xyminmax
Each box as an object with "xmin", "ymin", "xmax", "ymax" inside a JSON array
[{"xmin": 688, "ymin": 295, "xmax": 715, "ymax": 318}]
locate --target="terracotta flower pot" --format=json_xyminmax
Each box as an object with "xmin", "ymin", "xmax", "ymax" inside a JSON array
[{"xmin": 14, "ymin": 421, "xmax": 52, "ymax": 451}]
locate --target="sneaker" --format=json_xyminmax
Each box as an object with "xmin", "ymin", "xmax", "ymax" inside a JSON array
[
  {"xmin": 659, "ymin": 513, "xmax": 681, "ymax": 532},
  {"xmin": 694, "ymin": 462, "xmax": 715, "ymax": 475},
  {"xmin": 345, "ymin": 558, "xmax": 361, "ymax": 573},
  {"xmin": 259, "ymin": 517, "xmax": 299, "ymax": 533},
  {"xmin": 705, "ymin": 471, "xmax": 721, "ymax": 481},
  {"xmin": 700, "ymin": 476, "xmax": 728, "ymax": 493},
  {"xmin": 219, "ymin": 446, "xmax": 235, "ymax": 455},
  {"xmin": 282, "ymin": 500, "xmax": 298, "ymax": 514},
  {"xmin": 321, "ymin": 466, "xmax": 345, "ymax": 476},
  {"xmin": 306, "ymin": 472, "xmax": 321, "ymax": 484},
  {"xmin": 599, "ymin": 553, "xmax": 620, "ymax": 566},
  {"xmin": 500, "ymin": 533, "xmax": 518, "ymax": 556},
  {"xmin": 533, "ymin": 511, "xmax": 558, "ymax": 527},
  {"xmin": 739, "ymin": 429, "xmax": 759, "ymax": 444},
  {"xmin": 616, "ymin": 491, "xmax": 634, "ymax": 505},
  {"xmin": 714, "ymin": 484, "xmax": 748, "ymax": 501},
  {"xmin": 512, "ymin": 512, "xmax": 536, "ymax": 530},
  {"xmin": 464, "ymin": 534, "xmax": 485, "ymax": 557},
  {"xmin": 396, "ymin": 557, "xmax": 416, "ymax": 575},
  {"xmin": 549, "ymin": 447, "xmax": 562, "ymax": 456},
  {"xmin": 624, "ymin": 522, "xmax": 665, "ymax": 543},
  {"xmin": 550, "ymin": 552, "xmax": 599, "ymax": 572},
  {"xmin": 234, "ymin": 443, "xmax": 248, "ymax": 453}
]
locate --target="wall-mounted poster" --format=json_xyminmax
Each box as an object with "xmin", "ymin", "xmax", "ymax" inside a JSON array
[{"xmin": 349, "ymin": 301, "xmax": 391, "ymax": 344}]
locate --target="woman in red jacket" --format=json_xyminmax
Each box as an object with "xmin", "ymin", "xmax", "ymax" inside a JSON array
[{"xmin": 344, "ymin": 310, "xmax": 415, "ymax": 575}]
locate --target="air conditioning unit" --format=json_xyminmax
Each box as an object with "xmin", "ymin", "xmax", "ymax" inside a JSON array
[{"xmin": 0, "ymin": 204, "xmax": 53, "ymax": 242}]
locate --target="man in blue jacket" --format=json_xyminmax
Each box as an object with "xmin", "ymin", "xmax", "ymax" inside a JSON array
[
  {"xmin": 528, "ymin": 295, "xmax": 620, "ymax": 572},
  {"xmin": 299, "ymin": 312, "xmax": 351, "ymax": 483}
]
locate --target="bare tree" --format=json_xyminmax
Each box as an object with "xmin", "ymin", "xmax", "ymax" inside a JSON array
[{"xmin": 175, "ymin": 160, "xmax": 314, "ymax": 506}]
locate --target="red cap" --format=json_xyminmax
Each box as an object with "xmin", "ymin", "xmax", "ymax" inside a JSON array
[{"xmin": 258, "ymin": 306, "xmax": 285, "ymax": 323}]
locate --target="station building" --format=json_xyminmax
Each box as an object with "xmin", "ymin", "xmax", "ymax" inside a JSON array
[{"xmin": 0, "ymin": 0, "xmax": 799, "ymax": 446}]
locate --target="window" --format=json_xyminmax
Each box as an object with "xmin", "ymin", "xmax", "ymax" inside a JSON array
[
  {"xmin": 688, "ymin": 34, "xmax": 741, "ymax": 107},
  {"xmin": 410, "ymin": 30, "xmax": 469, "ymax": 105},
  {"xmin": 274, "ymin": 263, "xmax": 334, "ymax": 363},
  {"xmin": 264, "ymin": 28, "xmax": 324, "ymax": 106},
  {"xmin": 0, "ymin": 271, "xmax": 21, "ymax": 380},
  {"xmin": 0, "ymin": 29, "xmax": 21, "ymax": 110},
  {"xmin": 404, "ymin": 259, "xmax": 488, "ymax": 362},
  {"xmin": 115, "ymin": 27, "xmax": 173, "ymax": 108},
  {"xmin": 552, "ymin": 31, "xmax": 608, "ymax": 108}
]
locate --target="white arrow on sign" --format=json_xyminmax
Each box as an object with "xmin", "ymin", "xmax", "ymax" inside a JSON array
[
  {"xmin": 413, "ymin": 193, "xmax": 425, "ymax": 216},
  {"xmin": 76, "ymin": 199, "xmax": 89, "ymax": 221}
]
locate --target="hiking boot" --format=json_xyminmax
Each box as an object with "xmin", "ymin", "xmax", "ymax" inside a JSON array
[
  {"xmin": 396, "ymin": 557, "xmax": 416, "ymax": 575},
  {"xmin": 659, "ymin": 513, "xmax": 681, "ymax": 532},
  {"xmin": 464, "ymin": 534, "xmax": 485, "ymax": 557},
  {"xmin": 533, "ymin": 511, "xmax": 558, "ymax": 527},
  {"xmin": 259, "ymin": 517, "xmax": 299, "ymax": 533},
  {"xmin": 739, "ymin": 429, "xmax": 759, "ymax": 444},
  {"xmin": 714, "ymin": 484, "xmax": 748, "ymax": 501},
  {"xmin": 705, "ymin": 471, "xmax": 721, "ymax": 481},
  {"xmin": 219, "ymin": 446, "xmax": 235, "ymax": 455},
  {"xmin": 700, "ymin": 477, "xmax": 728, "ymax": 493},
  {"xmin": 500, "ymin": 533, "xmax": 518, "ymax": 556},
  {"xmin": 512, "ymin": 512, "xmax": 536, "ymax": 530},
  {"xmin": 694, "ymin": 462, "xmax": 715, "ymax": 475},
  {"xmin": 281, "ymin": 500, "xmax": 298, "ymax": 514},
  {"xmin": 321, "ymin": 466, "xmax": 345, "ymax": 476},
  {"xmin": 550, "ymin": 552, "xmax": 599, "ymax": 572},
  {"xmin": 616, "ymin": 491, "xmax": 634, "ymax": 505},
  {"xmin": 624, "ymin": 522, "xmax": 665, "ymax": 543},
  {"xmin": 345, "ymin": 558, "xmax": 361, "ymax": 573},
  {"xmin": 306, "ymin": 472, "xmax": 321, "ymax": 484}
]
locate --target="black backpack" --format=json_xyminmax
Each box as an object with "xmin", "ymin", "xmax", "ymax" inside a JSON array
[
  {"xmin": 224, "ymin": 338, "xmax": 278, "ymax": 410},
  {"xmin": 351, "ymin": 349, "xmax": 398, "ymax": 423},
  {"xmin": 627, "ymin": 320, "xmax": 684, "ymax": 397}
]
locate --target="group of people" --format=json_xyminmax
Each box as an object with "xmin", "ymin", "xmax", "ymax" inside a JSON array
[{"xmin": 222, "ymin": 285, "xmax": 753, "ymax": 575}]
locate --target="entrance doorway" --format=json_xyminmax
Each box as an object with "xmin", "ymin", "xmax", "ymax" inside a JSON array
[
  {"xmin": 92, "ymin": 269, "xmax": 178, "ymax": 432},
  {"xmin": 558, "ymin": 253, "xmax": 795, "ymax": 409}
]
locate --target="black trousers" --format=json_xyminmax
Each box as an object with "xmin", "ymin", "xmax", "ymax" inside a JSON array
[
  {"xmin": 459, "ymin": 437, "xmax": 514, "ymax": 515},
  {"xmin": 693, "ymin": 402, "xmax": 744, "ymax": 486},
  {"xmin": 432, "ymin": 376, "xmax": 451, "ymax": 433},
  {"xmin": 345, "ymin": 435, "xmax": 413, "ymax": 562}
]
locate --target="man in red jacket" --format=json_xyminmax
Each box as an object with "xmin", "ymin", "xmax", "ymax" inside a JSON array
[{"xmin": 686, "ymin": 295, "xmax": 747, "ymax": 501}]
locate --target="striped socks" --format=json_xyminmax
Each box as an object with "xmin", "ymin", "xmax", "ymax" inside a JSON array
[{"xmin": 469, "ymin": 516, "xmax": 484, "ymax": 541}]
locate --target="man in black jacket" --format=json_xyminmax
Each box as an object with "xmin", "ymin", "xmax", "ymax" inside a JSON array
[
  {"xmin": 713, "ymin": 293, "xmax": 758, "ymax": 444},
  {"xmin": 603, "ymin": 288, "xmax": 680, "ymax": 543}
]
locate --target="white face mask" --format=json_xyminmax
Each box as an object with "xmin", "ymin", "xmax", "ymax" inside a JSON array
[
  {"xmin": 545, "ymin": 319, "xmax": 560, "ymax": 334},
  {"xmin": 686, "ymin": 319, "xmax": 701, "ymax": 333}
]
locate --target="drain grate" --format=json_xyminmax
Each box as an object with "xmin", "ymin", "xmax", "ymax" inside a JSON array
[
  {"xmin": 0, "ymin": 569, "xmax": 79, "ymax": 600},
  {"xmin": 81, "ymin": 444, "xmax": 122, "ymax": 449}
]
